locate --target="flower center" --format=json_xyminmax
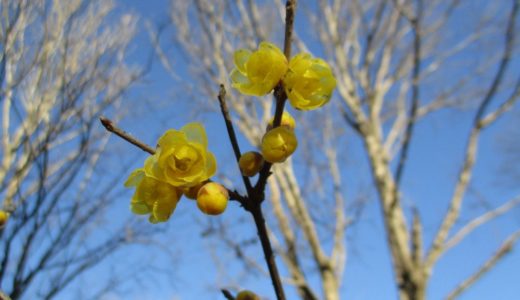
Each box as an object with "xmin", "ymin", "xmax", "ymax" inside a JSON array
[{"xmin": 171, "ymin": 145, "xmax": 199, "ymax": 172}]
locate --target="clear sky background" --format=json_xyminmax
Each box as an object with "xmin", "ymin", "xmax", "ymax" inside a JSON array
[{"xmin": 50, "ymin": 1, "xmax": 520, "ymax": 299}]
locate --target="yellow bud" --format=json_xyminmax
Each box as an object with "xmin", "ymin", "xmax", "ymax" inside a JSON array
[
  {"xmin": 261, "ymin": 126, "xmax": 297, "ymax": 163},
  {"xmin": 197, "ymin": 182, "xmax": 229, "ymax": 215},
  {"xmin": 266, "ymin": 111, "xmax": 296, "ymax": 131},
  {"xmin": 239, "ymin": 151, "xmax": 264, "ymax": 177},
  {"xmin": 0, "ymin": 210, "xmax": 9, "ymax": 227},
  {"xmin": 236, "ymin": 290, "xmax": 260, "ymax": 300}
]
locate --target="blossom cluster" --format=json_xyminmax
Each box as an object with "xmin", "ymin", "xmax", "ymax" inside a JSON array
[
  {"xmin": 230, "ymin": 42, "xmax": 336, "ymax": 110},
  {"xmin": 123, "ymin": 41, "xmax": 336, "ymax": 223},
  {"xmin": 125, "ymin": 123, "xmax": 227, "ymax": 223},
  {"xmin": 231, "ymin": 42, "xmax": 336, "ymax": 174}
]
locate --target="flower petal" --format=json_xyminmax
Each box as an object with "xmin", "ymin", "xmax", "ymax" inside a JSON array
[
  {"xmin": 181, "ymin": 122, "xmax": 207, "ymax": 148},
  {"xmin": 234, "ymin": 49, "xmax": 251, "ymax": 73},
  {"xmin": 124, "ymin": 169, "xmax": 144, "ymax": 187}
]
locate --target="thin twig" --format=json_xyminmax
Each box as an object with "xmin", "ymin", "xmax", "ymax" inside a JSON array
[
  {"xmin": 221, "ymin": 289, "xmax": 235, "ymax": 300},
  {"xmin": 445, "ymin": 230, "xmax": 520, "ymax": 300},
  {"xmin": 445, "ymin": 196, "xmax": 520, "ymax": 250},
  {"xmin": 217, "ymin": 85, "xmax": 254, "ymax": 194},
  {"xmin": 394, "ymin": 0, "xmax": 422, "ymax": 189},
  {"xmin": 427, "ymin": 0, "xmax": 519, "ymax": 268},
  {"xmin": 250, "ymin": 203, "xmax": 286, "ymax": 300},
  {"xmin": 99, "ymin": 117, "xmax": 155, "ymax": 155},
  {"xmin": 283, "ymin": 0, "xmax": 296, "ymax": 59}
]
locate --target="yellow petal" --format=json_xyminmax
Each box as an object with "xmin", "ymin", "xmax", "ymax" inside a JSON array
[
  {"xmin": 230, "ymin": 69, "xmax": 251, "ymax": 86},
  {"xmin": 181, "ymin": 122, "xmax": 208, "ymax": 148},
  {"xmin": 152, "ymin": 197, "xmax": 178, "ymax": 222},
  {"xmin": 158, "ymin": 129, "xmax": 186, "ymax": 152},
  {"xmin": 130, "ymin": 200, "xmax": 150, "ymax": 215},
  {"xmin": 234, "ymin": 49, "xmax": 252, "ymax": 73},
  {"xmin": 205, "ymin": 152, "xmax": 217, "ymax": 178},
  {"xmin": 259, "ymin": 41, "xmax": 284, "ymax": 56},
  {"xmin": 124, "ymin": 169, "xmax": 144, "ymax": 187}
]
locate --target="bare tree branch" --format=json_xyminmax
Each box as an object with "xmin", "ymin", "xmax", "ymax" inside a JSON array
[
  {"xmin": 446, "ymin": 230, "xmax": 520, "ymax": 300},
  {"xmin": 427, "ymin": 0, "xmax": 519, "ymax": 269}
]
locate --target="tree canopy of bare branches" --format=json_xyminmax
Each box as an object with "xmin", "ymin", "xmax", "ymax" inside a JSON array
[{"xmin": 0, "ymin": 0, "xmax": 150, "ymax": 299}]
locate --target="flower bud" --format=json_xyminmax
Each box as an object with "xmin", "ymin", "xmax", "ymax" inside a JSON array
[
  {"xmin": 0, "ymin": 210, "xmax": 10, "ymax": 227},
  {"xmin": 239, "ymin": 151, "xmax": 264, "ymax": 177},
  {"xmin": 236, "ymin": 290, "xmax": 260, "ymax": 300},
  {"xmin": 197, "ymin": 182, "xmax": 229, "ymax": 215},
  {"xmin": 266, "ymin": 111, "xmax": 296, "ymax": 131},
  {"xmin": 261, "ymin": 126, "xmax": 297, "ymax": 163}
]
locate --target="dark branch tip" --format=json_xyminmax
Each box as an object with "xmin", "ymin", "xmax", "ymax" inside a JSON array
[{"xmin": 99, "ymin": 116, "xmax": 114, "ymax": 131}]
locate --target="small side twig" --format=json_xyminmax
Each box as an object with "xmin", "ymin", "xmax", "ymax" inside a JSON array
[
  {"xmin": 445, "ymin": 230, "xmax": 520, "ymax": 300},
  {"xmin": 221, "ymin": 289, "xmax": 235, "ymax": 300},
  {"xmin": 99, "ymin": 117, "xmax": 156, "ymax": 155}
]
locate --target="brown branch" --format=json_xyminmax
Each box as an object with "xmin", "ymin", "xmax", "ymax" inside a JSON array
[
  {"xmin": 99, "ymin": 117, "xmax": 155, "ymax": 155},
  {"xmin": 283, "ymin": 0, "xmax": 297, "ymax": 59},
  {"xmin": 445, "ymin": 230, "xmax": 520, "ymax": 300},
  {"xmin": 217, "ymin": 85, "xmax": 253, "ymax": 194}
]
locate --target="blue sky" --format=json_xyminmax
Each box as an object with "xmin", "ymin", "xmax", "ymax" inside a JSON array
[{"xmin": 53, "ymin": 1, "xmax": 520, "ymax": 299}]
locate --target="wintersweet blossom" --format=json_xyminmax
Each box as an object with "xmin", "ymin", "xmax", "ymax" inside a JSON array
[
  {"xmin": 125, "ymin": 169, "xmax": 181, "ymax": 223},
  {"xmin": 145, "ymin": 123, "xmax": 216, "ymax": 188},
  {"xmin": 283, "ymin": 53, "xmax": 336, "ymax": 110},
  {"xmin": 230, "ymin": 42, "xmax": 288, "ymax": 96},
  {"xmin": 196, "ymin": 182, "xmax": 229, "ymax": 215},
  {"xmin": 261, "ymin": 126, "xmax": 298, "ymax": 163}
]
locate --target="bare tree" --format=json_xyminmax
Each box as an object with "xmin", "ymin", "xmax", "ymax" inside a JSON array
[
  {"xmin": 151, "ymin": 0, "xmax": 520, "ymax": 299},
  {"xmin": 0, "ymin": 0, "xmax": 153, "ymax": 299}
]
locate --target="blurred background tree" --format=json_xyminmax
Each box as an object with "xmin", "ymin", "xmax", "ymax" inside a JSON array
[{"xmin": 0, "ymin": 0, "xmax": 161, "ymax": 299}]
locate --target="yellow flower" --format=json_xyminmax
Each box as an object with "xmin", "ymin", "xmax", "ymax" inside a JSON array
[
  {"xmin": 283, "ymin": 53, "xmax": 336, "ymax": 110},
  {"xmin": 145, "ymin": 123, "xmax": 216, "ymax": 188},
  {"xmin": 0, "ymin": 210, "xmax": 10, "ymax": 227},
  {"xmin": 230, "ymin": 42, "xmax": 288, "ymax": 96},
  {"xmin": 196, "ymin": 182, "xmax": 229, "ymax": 215},
  {"xmin": 236, "ymin": 290, "xmax": 260, "ymax": 300},
  {"xmin": 261, "ymin": 126, "xmax": 298, "ymax": 163},
  {"xmin": 239, "ymin": 151, "xmax": 264, "ymax": 177},
  {"xmin": 266, "ymin": 111, "xmax": 296, "ymax": 131},
  {"xmin": 125, "ymin": 169, "xmax": 181, "ymax": 223}
]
